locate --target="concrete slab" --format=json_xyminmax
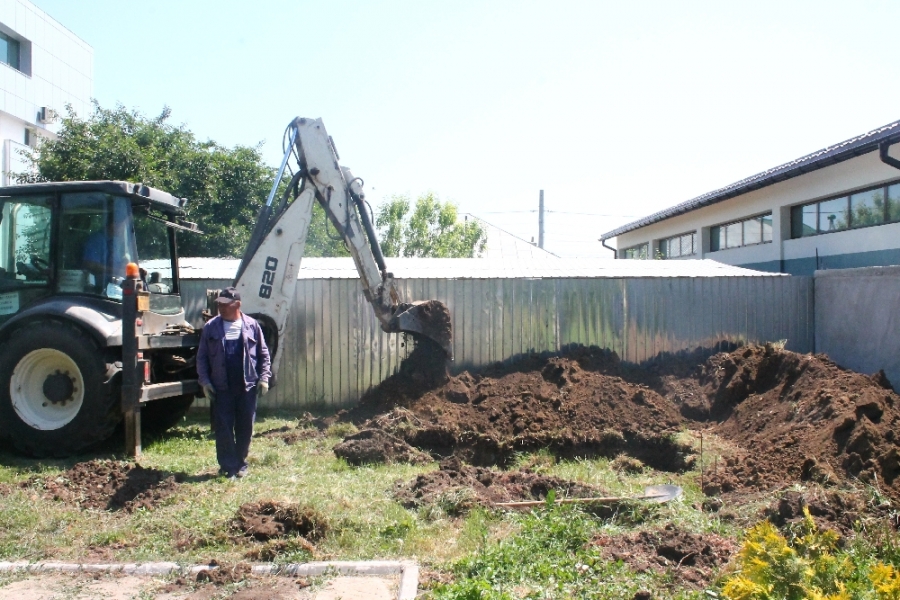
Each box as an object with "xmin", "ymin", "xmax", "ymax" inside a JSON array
[{"xmin": 0, "ymin": 560, "xmax": 418, "ymax": 599}]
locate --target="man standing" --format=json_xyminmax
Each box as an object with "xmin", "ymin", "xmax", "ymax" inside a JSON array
[{"xmin": 197, "ymin": 287, "xmax": 271, "ymax": 479}]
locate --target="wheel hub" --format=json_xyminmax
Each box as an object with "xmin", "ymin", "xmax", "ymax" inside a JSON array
[
  {"xmin": 42, "ymin": 370, "xmax": 76, "ymax": 405},
  {"xmin": 10, "ymin": 348, "xmax": 85, "ymax": 430}
]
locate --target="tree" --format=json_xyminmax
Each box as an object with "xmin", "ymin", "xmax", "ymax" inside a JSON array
[
  {"xmin": 374, "ymin": 192, "xmax": 486, "ymax": 258},
  {"xmin": 14, "ymin": 102, "xmax": 348, "ymax": 258}
]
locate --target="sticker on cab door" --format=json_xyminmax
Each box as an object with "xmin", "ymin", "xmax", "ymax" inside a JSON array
[{"xmin": 0, "ymin": 291, "xmax": 18, "ymax": 315}]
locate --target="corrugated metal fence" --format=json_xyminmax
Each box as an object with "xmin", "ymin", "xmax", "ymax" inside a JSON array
[{"xmin": 181, "ymin": 275, "xmax": 814, "ymax": 410}]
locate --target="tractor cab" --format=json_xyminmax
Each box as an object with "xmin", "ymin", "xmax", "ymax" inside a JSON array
[
  {"xmin": 0, "ymin": 180, "xmax": 198, "ymax": 329},
  {"xmin": 0, "ymin": 181, "xmax": 202, "ymax": 458}
]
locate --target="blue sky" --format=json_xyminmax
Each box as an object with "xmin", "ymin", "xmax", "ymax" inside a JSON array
[{"xmin": 33, "ymin": 0, "xmax": 900, "ymax": 257}]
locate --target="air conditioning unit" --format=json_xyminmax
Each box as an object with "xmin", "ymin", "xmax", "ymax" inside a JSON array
[{"xmin": 38, "ymin": 106, "xmax": 59, "ymax": 124}]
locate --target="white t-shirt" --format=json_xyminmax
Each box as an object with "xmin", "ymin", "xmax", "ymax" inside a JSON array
[{"xmin": 223, "ymin": 316, "xmax": 243, "ymax": 341}]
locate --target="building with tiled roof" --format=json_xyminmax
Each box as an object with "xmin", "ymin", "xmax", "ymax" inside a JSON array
[{"xmin": 600, "ymin": 118, "xmax": 900, "ymax": 275}]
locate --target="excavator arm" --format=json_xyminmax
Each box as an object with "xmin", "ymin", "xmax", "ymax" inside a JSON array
[{"xmin": 233, "ymin": 117, "xmax": 452, "ymax": 378}]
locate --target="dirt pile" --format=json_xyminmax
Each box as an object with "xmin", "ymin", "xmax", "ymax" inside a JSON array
[
  {"xmin": 763, "ymin": 488, "xmax": 899, "ymax": 536},
  {"xmin": 334, "ymin": 428, "xmax": 432, "ymax": 465},
  {"xmin": 194, "ymin": 560, "xmax": 253, "ymax": 585},
  {"xmin": 157, "ymin": 560, "xmax": 311, "ymax": 598},
  {"xmin": 592, "ymin": 524, "xmax": 738, "ymax": 589},
  {"xmin": 231, "ymin": 500, "xmax": 328, "ymax": 562},
  {"xmin": 394, "ymin": 457, "xmax": 603, "ymax": 514},
  {"xmin": 33, "ymin": 460, "xmax": 180, "ymax": 512},
  {"xmin": 696, "ymin": 345, "xmax": 900, "ymax": 497},
  {"xmin": 255, "ymin": 424, "xmax": 321, "ymax": 445},
  {"xmin": 345, "ymin": 346, "xmax": 692, "ymax": 469},
  {"xmin": 232, "ymin": 500, "xmax": 329, "ymax": 542},
  {"xmin": 343, "ymin": 342, "xmax": 900, "ymax": 502}
]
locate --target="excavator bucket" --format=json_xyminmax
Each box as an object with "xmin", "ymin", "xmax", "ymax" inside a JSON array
[{"xmin": 393, "ymin": 299, "xmax": 454, "ymax": 360}]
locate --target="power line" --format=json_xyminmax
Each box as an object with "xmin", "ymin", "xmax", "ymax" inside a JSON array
[
  {"xmin": 477, "ymin": 209, "xmax": 640, "ymax": 217},
  {"xmin": 548, "ymin": 211, "xmax": 640, "ymax": 217}
]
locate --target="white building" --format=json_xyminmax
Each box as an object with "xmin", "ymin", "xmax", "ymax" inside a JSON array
[
  {"xmin": 0, "ymin": 0, "xmax": 92, "ymax": 184},
  {"xmin": 601, "ymin": 119, "xmax": 900, "ymax": 275}
]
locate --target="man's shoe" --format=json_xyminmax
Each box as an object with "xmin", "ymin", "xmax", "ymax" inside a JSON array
[
  {"xmin": 218, "ymin": 469, "xmax": 237, "ymax": 480},
  {"xmin": 236, "ymin": 466, "xmax": 249, "ymax": 478}
]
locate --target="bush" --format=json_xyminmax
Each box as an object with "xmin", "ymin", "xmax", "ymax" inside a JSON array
[{"xmin": 721, "ymin": 506, "xmax": 900, "ymax": 600}]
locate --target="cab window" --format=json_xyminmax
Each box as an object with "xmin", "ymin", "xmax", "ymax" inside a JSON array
[
  {"xmin": 58, "ymin": 193, "xmax": 138, "ymax": 299},
  {"xmin": 0, "ymin": 195, "xmax": 53, "ymax": 291}
]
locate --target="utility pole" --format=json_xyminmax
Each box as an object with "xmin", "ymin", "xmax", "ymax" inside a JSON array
[{"xmin": 538, "ymin": 190, "xmax": 545, "ymax": 249}]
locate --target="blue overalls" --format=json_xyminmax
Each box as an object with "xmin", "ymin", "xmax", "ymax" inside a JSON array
[{"xmin": 214, "ymin": 332, "xmax": 258, "ymax": 475}]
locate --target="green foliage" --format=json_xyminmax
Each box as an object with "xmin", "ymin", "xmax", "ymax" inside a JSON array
[
  {"xmin": 15, "ymin": 102, "xmax": 347, "ymax": 258},
  {"xmin": 304, "ymin": 202, "xmax": 351, "ymax": 258},
  {"xmin": 721, "ymin": 507, "xmax": 900, "ymax": 600},
  {"xmin": 374, "ymin": 192, "xmax": 486, "ymax": 258},
  {"xmin": 430, "ymin": 506, "xmax": 646, "ymax": 599}
]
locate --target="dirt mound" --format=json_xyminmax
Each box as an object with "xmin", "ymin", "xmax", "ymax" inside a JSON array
[
  {"xmin": 232, "ymin": 500, "xmax": 329, "ymax": 542},
  {"xmin": 256, "ymin": 424, "xmax": 321, "ymax": 445},
  {"xmin": 345, "ymin": 342, "xmax": 900, "ymax": 503},
  {"xmin": 35, "ymin": 460, "xmax": 180, "ymax": 512},
  {"xmin": 194, "ymin": 561, "xmax": 253, "ymax": 585},
  {"xmin": 697, "ymin": 345, "xmax": 900, "ymax": 497},
  {"xmin": 593, "ymin": 524, "xmax": 738, "ymax": 589},
  {"xmin": 762, "ymin": 488, "xmax": 899, "ymax": 536},
  {"xmin": 333, "ymin": 429, "xmax": 432, "ymax": 465},
  {"xmin": 394, "ymin": 457, "xmax": 603, "ymax": 514},
  {"xmin": 347, "ymin": 347, "xmax": 692, "ymax": 470},
  {"xmin": 160, "ymin": 568, "xmax": 310, "ymax": 598}
]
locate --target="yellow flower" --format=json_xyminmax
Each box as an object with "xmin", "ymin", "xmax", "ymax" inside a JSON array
[{"xmin": 871, "ymin": 562, "xmax": 900, "ymax": 599}]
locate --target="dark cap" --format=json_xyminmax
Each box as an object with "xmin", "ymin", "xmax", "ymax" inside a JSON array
[{"xmin": 215, "ymin": 287, "xmax": 241, "ymax": 304}]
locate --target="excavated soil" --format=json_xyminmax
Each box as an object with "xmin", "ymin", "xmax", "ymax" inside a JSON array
[
  {"xmin": 695, "ymin": 345, "xmax": 900, "ymax": 498},
  {"xmin": 334, "ymin": 428, "xmax": 432, "ymax": 465},
  {"xmin": 194, "ymin": 561, "xmax": 253, "ymax": 585},
  {"xmin": 256, "ymin": 424, "xmax": 322, "ymax": 445},
  {"xmin": 406, "ymin": 301, "xmax": 454, "ymax": 363},
  {"xmin": 343, "ymin": 346, "xmax": 691, "ymax": 470},
  {"xmin": 31, "ymin": 460, "xmax": 181, "ymax": 512},
  {"xmin": 338, "ymin": 343, "xmax": 900, "ymax": 506},
  {"xmin": 592, "ymin": 524, "xmax": 739, "ymax": 590},
  {"xmin": 762, "ymin": 488, "xmax": 900, "ymax": 536},
  {"xmin": 395, "ymin": 457, "xmax": 603, "ymax": 514},
  {"xmin": 232, "ymin": 500, "xmax": 329, "ymax": 542},
  {"xmin": 255, "ymin": 412, "xmax": 329, "ymax": 445},
  {"xmin": 155, "ymin": 562, "xmax": 313, "ymax": 599}
]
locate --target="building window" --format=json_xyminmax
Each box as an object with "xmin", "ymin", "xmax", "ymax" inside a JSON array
[
  {"xmin": 790, "ymin": 181, "xmax": 900, "ymax": 239},
  {"xmin": 622, "ymin": 242, "xmax": 649, "ymax": 259},
  {"xmin": 0, "ymin": 32, "xmax": 20, "ymax": 71},
  {"xmin": 660, "ymin": 232, "xmax": 696, "ymax": 258},
  {"xmin": 710, "ymin": 213, "xmax": 772, "ymax": 251}
]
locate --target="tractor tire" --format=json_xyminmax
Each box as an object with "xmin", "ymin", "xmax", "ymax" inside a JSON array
[
  {"xmin": 140, "ymin": 393, "xmax": 195, "ymax": 436},
  {"xmin": 0, "ymin": 322, "xmax": 121, "ymax": 457}
]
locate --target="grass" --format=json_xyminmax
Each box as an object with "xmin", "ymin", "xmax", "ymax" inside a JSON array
[
  {"xmin": 0, "ymin": 411, "xmax": 466, "ymax": 564},
  {"xmin": 0, "ymin": 411, "xmax": 897, "ymax": 598}
]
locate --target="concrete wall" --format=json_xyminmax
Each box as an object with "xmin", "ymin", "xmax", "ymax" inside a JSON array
[
  {"xmin": 815, "ymin": 265, "xmax": 900, "ymax": 390},
  {"xmin": 614, "ymin": 148, "xmax": 900, "ymax": 274}
]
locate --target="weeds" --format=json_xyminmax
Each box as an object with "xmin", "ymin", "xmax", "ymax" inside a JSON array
[
  {"xmin": 429, "ymin": 504, "xmax": 651, "ymax": 599},
  {"xmin": 721, "ymin": 507, "xmax": 900, "ymax": 600}
]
